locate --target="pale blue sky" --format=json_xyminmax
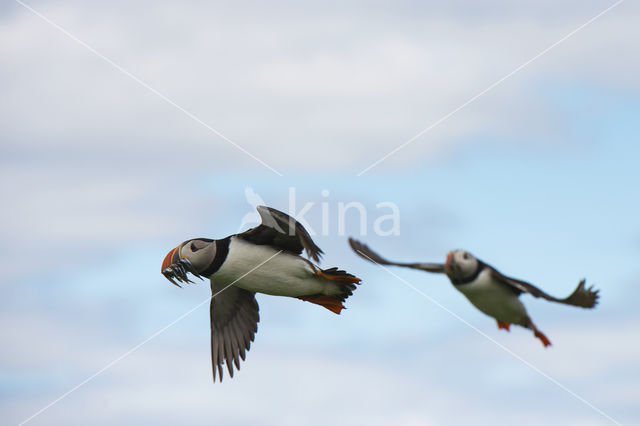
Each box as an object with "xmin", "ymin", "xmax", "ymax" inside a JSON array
[{"xmin": 1, "ymin": 1, "xmax": 639, "ymax": 425}]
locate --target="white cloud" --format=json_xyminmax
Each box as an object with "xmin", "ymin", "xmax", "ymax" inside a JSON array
[
  {"xmin": 3, "ymin": 308, "xmax": 636, "ymax": 425},
  {"xmin": 1, "ymin": 0, "xmax": 639, "ymax": 171},
  {"xmin": 2, "ymin": 0, "xmax": 637, "ymax": 267}
]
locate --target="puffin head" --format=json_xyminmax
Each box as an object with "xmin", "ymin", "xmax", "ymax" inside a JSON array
[
  {"xmin": 445, "ymin": 249, "xmax": 479, "ymax": 282},
  {"xmin": 161, "ymin": 238, "xmax": 216, "ymax": 286}
]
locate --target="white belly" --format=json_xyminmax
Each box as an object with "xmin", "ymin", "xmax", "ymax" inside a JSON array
[
  {"xmin": 455, "ymin": 269, "xmax": 528, "ymax": 325},
  {"xmin": 211, "ymin": 237, "xmax": 332, "ymax": 297}
]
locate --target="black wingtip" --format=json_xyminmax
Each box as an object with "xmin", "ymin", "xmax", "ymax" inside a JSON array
[
  {"xmin": 564, "ymin": 278, "xmax": 600, "ymax": 309},
  {"xmin": 347, "ymin": 237, "xmax": 364, "ymax": 256},
  {"xmin": 308, "ymin": 247, "xmax": 324, "ymax": 262},
  {"xmin": 347, "ymin": 237, "xmax": 385, "ymax": 265}
]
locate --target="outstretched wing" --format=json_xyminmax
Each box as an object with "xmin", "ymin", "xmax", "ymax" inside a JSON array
[
  {"xmin": 348, "ymin": 238, "xmax": 445, "ymax": 273},
  {"xmin": 237, "ymin": 206, "xmax": 323, "ymax": 262},
  {"xmin": 490, "ymin": 269, "xmax": 599, "ymax": 308},
  {"xmin": 210, "ymin": 280, "xmax": 260, "ymax": 382}
]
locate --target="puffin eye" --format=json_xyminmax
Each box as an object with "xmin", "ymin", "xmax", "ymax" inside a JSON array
[
  {"xmin": 190, "ymin": 242, "xmax": 200, "ymax": 252},
  {"xmin": 463, "ymin": 253, "xmax": 469, "ymax": 260}
]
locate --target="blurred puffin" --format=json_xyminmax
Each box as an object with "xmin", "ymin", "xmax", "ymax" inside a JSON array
[
  {"xmin": 162, "ymin": 206, "xmax": 361, "ymax": 381},
  {"xmin": 348, "ymin": 238, "xmax": 599, "ymax": 347}
]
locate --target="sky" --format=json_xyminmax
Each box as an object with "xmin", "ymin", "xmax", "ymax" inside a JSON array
[{"xmin": 1, "ymin": 0, "xmax": 639, "ymax": 425}]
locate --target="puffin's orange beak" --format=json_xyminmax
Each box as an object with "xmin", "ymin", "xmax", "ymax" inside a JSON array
[
  {"xmin": 445, "ymin": 251, "xmax": 454, "ymax": 274},
  {"xmin": 445, "ymin": 251, "xmax": 453, "ymax": 266},
  {"xmin": 162, "ymin": 246, "xmax": 180, "ymax": 272}
]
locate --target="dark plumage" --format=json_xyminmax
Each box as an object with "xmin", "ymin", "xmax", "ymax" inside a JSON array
[
  {"xmin": 349, "ymin": 238, "xmax": 599, "ymax": 347},
  {"xmin": 161, "ymin": 206, "xmax": 361, "ymax": 381}
]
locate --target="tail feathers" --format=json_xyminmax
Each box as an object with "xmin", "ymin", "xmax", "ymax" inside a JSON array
[
  {"xmin": 317, "ymin": 267, "xmax": 361, "ymax": 301},
  {"xmin": 299, "ymin": 267, "xmax": 362, "ymax": 314},
  {"xmin": 318, "ymin": 267, "xmax": 361, "ymax": 283}
]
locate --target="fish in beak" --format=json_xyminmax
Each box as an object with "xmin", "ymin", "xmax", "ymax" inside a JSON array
[{"xmin": 161, "ymin": 244, "xmax": 201, "ymax": 287}]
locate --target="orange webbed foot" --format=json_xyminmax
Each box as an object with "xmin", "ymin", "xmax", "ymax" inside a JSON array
[
  {"xmin": 496, "ymin": 320, "xmax": 511, "ymax": 331},
  {"xmin": 534, "ymin": 329, "xmax": 552, "ymax": 347},
  {"xmin": 297, "ymin": 294, "xmax": 345, "ymax": 314},
  {"xmin": 527, "ymin": 317, "xmax": 552, "ymax": 348}
]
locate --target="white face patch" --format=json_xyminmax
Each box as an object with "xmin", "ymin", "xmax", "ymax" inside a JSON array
[
  {"xmin": 180, "ymin": 239, "xmax": 216, "ymax": 273},
  {"xmin": 450, "ymin": 250, "xmax": 480, "ymax": 281}
]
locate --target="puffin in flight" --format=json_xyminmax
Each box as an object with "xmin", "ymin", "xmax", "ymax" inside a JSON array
[
  {"xmin": 161, "ymin": 206, "xmax": 361, "ymax": 381},
  {"xmin": 348, "ymin": 238, "xmax": 599, "ymax": 347}
]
